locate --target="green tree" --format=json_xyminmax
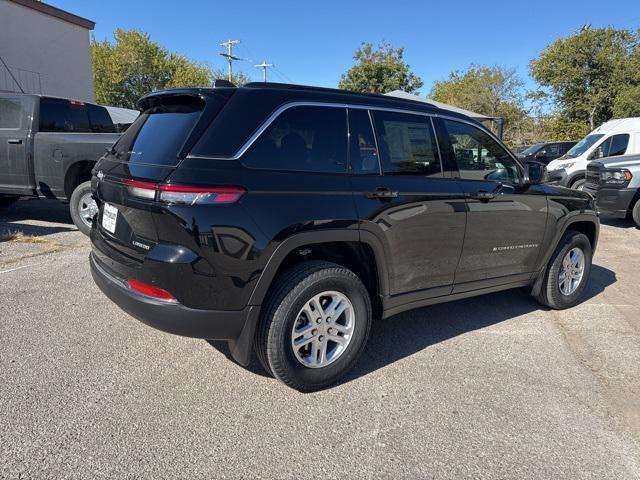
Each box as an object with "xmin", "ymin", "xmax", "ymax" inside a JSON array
[
  {"xmin": 338, "ymin": 42, "xmax": 423, "ymax": 94},
  {"xmin": 91, "ymin": 29, "xmax": 213, "ymax": 108},
  {"xmin": 530, "ymin": 27, "xmax": 640, "ymax": 131},
  {"xmin": 210, "ymin": 69, "xmax": 252, "ymax": 86},
  {"xmin": 429, "ymin": 65, "xmax": 530, "ymax": 146}
]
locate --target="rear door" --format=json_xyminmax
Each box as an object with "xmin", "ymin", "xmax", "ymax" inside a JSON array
[
  {"xmin": 350, "ymin": 108, "xmax": 466, "ymax": 299},
  {"xmin": 0, "ymin": 96, "xmax": 33, "ymax": 191},
  {"xmin": 438, "ymin": 118, "xmax": 548, "ymax": 291}
]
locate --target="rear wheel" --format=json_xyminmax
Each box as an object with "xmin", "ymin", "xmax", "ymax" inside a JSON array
[
  {"xmin": 534, "ymin": 231, "xmax": 592, "ymax": 309},
  {"xmin": 571, "ymin": 178, "xmax": 586, "ymax": 191},
  {"xmin": 69, "ymin": 181, "xmax": 96, "ymax": 236},
  {"xmin": 255, "ymin": 261, "xmax": 372, "ymax": 392},
  {"xmin": 632, "ymin": 200, "xmax": 640, "ymax": 229},
  {"xmin": 0, "ymin": 195, "xmax": 19, "ymax": 209}
]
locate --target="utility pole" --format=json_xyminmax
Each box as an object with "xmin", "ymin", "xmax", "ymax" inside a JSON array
[
  {"xmin": 254, "ymin": 60, "xmax": 273, "ymax": 82},
  {"xmin": 219, "ymin": 39, "xmax": 241, "ymax": 82}
]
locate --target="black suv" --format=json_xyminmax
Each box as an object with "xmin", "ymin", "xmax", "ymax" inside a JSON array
[
  {"xmin": 89, "ymin": 83, "xmax": 599, "ymax": 391},
  {"xmin": 517, "ymin": 141, "xmax": 577, "ymax": 165}
]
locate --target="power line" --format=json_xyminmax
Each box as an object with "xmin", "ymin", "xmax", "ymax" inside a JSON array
[
  {"xmin": 219, "ymin": 39, "xmax": 241, "ymax": 82},
  {"xmin": 254, "ymin": 61, "xmax": 274, "ymax": 82},
  {"xmin": 273, "ymin": 65, "xmax": 293, "ymax": 84}
]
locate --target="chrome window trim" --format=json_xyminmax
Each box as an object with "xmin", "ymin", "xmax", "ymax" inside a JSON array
[{"xmin": 186, "ymin": 101, "xmax": 521, "ymax": 170}]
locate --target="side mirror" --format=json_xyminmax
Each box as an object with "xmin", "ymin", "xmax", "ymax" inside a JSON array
[
  {"xmin": 589, "ymin": 146, "xmax": 605, "ymax": 160},
  {"xmin": 525, "ymin": 161, "xmax": 547, "ymax": 185}
]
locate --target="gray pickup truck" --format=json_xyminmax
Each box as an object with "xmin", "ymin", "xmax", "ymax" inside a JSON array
[
  {"xmin": 584, "ymin": 154, "xmax": 640, "ymax": 227},
  {"xmin": 0, "ymin": 93, "xmax": 122, "ymax": 234}
]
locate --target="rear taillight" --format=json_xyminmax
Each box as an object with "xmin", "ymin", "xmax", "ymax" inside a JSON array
[
  {"xmin": 127, "ymin": 278, "xmax": 177, "ymax": 302},
  {"xmin": 125, "ymin": 180, "xmax": 245, "ymax": 205}
]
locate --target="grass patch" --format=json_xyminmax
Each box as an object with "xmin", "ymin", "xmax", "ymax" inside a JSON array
[{"xmin": 0, "ymin": 230, "xmax": 62, "ymax": 255}]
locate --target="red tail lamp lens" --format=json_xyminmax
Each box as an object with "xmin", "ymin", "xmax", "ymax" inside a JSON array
[
  {"xmin": 124, "ymin": 180, "xmax": 245, "ymax": 204},
  {"xmin": 127, "ymin": 278, "xmax": 177, "ymax": 302}
]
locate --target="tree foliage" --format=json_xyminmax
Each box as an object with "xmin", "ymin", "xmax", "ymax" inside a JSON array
[
  {"xmin": 92, "ymin": 29, "xmax": 214, "ymax": 108},
  {"xmin": 530, "ymin": 27, "xmax": 640, "ymax": 131},
  {"xmin": 338, "ymin": 42, "xmax": 423, "ymax": 94},
  {"xmin": 429, "ymin": 65, "xmax": 530, "ymax": 146}
]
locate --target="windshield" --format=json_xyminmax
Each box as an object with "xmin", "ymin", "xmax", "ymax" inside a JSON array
[
  {"xmin": 564, "ymin": 134, "xmax": 604, "ymax": 158},
  {"xmin": 520, "ymin": 143, "xmax": 545, "ymax": 156}
]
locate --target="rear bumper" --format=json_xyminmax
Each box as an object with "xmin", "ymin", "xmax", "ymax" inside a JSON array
[
  {"xmin": 593, "ymin": 187, "xmax": 637, "ymax": 218},
  {"xmin": 90, "ymin": 252, "xmax": 260, "ymax": 365}
]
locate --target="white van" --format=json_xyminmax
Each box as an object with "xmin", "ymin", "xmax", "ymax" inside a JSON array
[{"xmin": 546, "ymin": 118, "xmax": 640, "ymax": 190}]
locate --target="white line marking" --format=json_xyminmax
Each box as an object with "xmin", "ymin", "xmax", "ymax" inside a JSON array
[{"xmin": 0, "ymin": 261, "xmax": 47, "ymax": 274}]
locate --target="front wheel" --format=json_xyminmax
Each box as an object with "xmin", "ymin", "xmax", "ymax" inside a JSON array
[
  {"xmin": 69, "ymin": 181, "xmax": 97, "ymax": 236},
  {"xmin": 255, "ymin": 261, "xmax": 372, "ymax": 392},
  {"xmin": 571, "ymin": 178, "xmax": 586, "ymax": 191},
  {"xmin": 632, "ymin": 200, "xmax": 640, "ymax": 229},
  {"xmin": 534, "ymin": 231, "xmax": 592, "ymax": 309}
]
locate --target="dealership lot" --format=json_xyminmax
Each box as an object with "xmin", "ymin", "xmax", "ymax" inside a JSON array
[{"xmin": 1, "ymin": 199, "xmax": 639, "ymax": 479}]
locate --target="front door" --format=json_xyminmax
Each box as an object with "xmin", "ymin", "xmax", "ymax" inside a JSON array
[
  {"xmin": 0, "ymin": 96, "xmax": 31, "ymax": 191},
  {"xmin": 349, "ymin": 108, "xmax": 467, "ymax": 299},
  {"xmin": 437, "ymin": 118, "xmax": 548, "ymax": 292}
]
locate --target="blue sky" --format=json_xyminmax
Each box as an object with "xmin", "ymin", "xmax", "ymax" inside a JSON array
[{"xmin": 53, "ymin": 0, "xmax": 639, "ymax": 94}]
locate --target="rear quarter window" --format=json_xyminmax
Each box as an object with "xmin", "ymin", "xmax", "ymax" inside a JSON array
[{"xmin": 240, "ymin": 105, "xmax": 348, "ymax": 173}]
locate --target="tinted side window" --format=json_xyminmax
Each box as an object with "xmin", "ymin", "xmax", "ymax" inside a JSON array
[
  {"xmin": 39, "ymin": 98, "xmax": 90, "ymax": 132},
  {"xmin": 371, "ymin": 111, "xmax": 441, "ymax": 176},
  {"xmin": 87, "ymin": 104, "xmax": 116, "ymax": 133},
  {"xmin": 0, "ymin": 98, "xmax": 23, "ymax": 129},
  {"xmin": 607, "ymin": 134, "xmax": 629, "ymax": 157},
  {"xmin": 546, "ymin": 143, "xmax": 560, "ymax": 156},
  {"xmin": 443, "ymin": 119, "xmax": 519, "ymax": 183},
  {"xmin": 348, "ymin": 109, "xmax": 380, "ymax": 174},
  {"xmin": 241, "ymin": 106, "xmax": 347, "ymax": 173}
]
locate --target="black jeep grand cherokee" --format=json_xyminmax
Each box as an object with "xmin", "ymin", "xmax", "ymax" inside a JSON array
[{"xmin": 90, "ymin": 82, "xmax": 599, "ymax": 391}]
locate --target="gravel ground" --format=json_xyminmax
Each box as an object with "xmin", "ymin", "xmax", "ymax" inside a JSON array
[{"xmin": 1, "ymin": 198, "xmax": 639, "ymax": 479}]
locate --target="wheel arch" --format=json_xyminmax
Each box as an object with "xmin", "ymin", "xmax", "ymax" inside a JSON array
[
  {"xmin": 531, "ymin": 213, "xmax": 599, "ymax": 296},
  {"xmin": 247, "ymin": 230, "xmax": 390, "ymax": 319},
  {"xmin": 64, "ymin": 160, "xmax": 96, "ymax": 199}
]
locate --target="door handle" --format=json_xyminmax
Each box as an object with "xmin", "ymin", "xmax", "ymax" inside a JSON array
[
  {"xmin": 365, "ymin": 188, "xmax": 398, "ymax": 200},
  {"xmin": 7, "ymin": 139, "xmax": 23, "ymax": 145}
]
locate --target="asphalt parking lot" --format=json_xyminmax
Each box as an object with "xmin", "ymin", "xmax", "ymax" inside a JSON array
[{"xmin": 1, "ymin": 198, "xmax": 639, "ymax": 479}]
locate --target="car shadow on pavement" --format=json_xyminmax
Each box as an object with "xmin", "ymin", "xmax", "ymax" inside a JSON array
[
  {"xmin": 207, "ymin": 264, "xmax": 616, "ymax": 385},
  {"xmin": 339, "ymin": 263, "xmax": 617, "ymax": 387},
  {"xmin": 0, "ymin": 199, "xmax": 76, "ymax": 237},
  {"xmin": 599, "ymin": 215, "xmax": 637, "ymax": 229}
]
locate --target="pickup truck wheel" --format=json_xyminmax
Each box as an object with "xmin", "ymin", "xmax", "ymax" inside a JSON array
[
  {"xmin": 0, "ymin": 195, "xmax": 19, "ymax": 208},
  {"xmin": 534, "ymin": 231, "xmax": 592, "ymax": 310},
  {"xmin": 632, "ymin": 200, "xmax": 640, "ymax": 229},
  {"xmin": 571, "ymin": 178, "xmax": 586, "ymax": 191},
  {"xmin": 255, "ymin": 261, "xmax": 372, "ymax": 392},
  {"xmin": 69, "ymin": 181, "xmax": 97, "ymax": 236}
]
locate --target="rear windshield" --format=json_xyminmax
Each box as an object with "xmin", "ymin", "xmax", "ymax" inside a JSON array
[
  {"xmin": 39, "ymin": 98, "xmax": 116, "ymax": 133},
  {"xmin": 110, "ymin": 98, "xmax": 203, "ymax": 166}
]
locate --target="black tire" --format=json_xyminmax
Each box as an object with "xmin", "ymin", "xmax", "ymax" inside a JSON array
[
  {"xmin": 571, "ymin": 178, "xmax": 586, "ymax": 191},
  {"xmin": 534, "ymin": 231, "xmax": 592, "ymax": 310},
  {"xmin": 69, "ymin": 181, "xmax": 95, "ymax": 236},
  {"xmin": 255, "ymin": 261, "xmax": 372, "ymax": 392},
  {"xmin": 0, "ymin": 195, "xmax": 19, "ymax": 209},
  {"xmin": 632, "ymin": 200, "xmax": 640, "ymax": 229}
]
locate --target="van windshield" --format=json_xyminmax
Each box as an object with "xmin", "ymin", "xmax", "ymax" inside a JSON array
[{"xmin": 564, "ymin": 134, "xmax": 604, "ymax": 158}]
